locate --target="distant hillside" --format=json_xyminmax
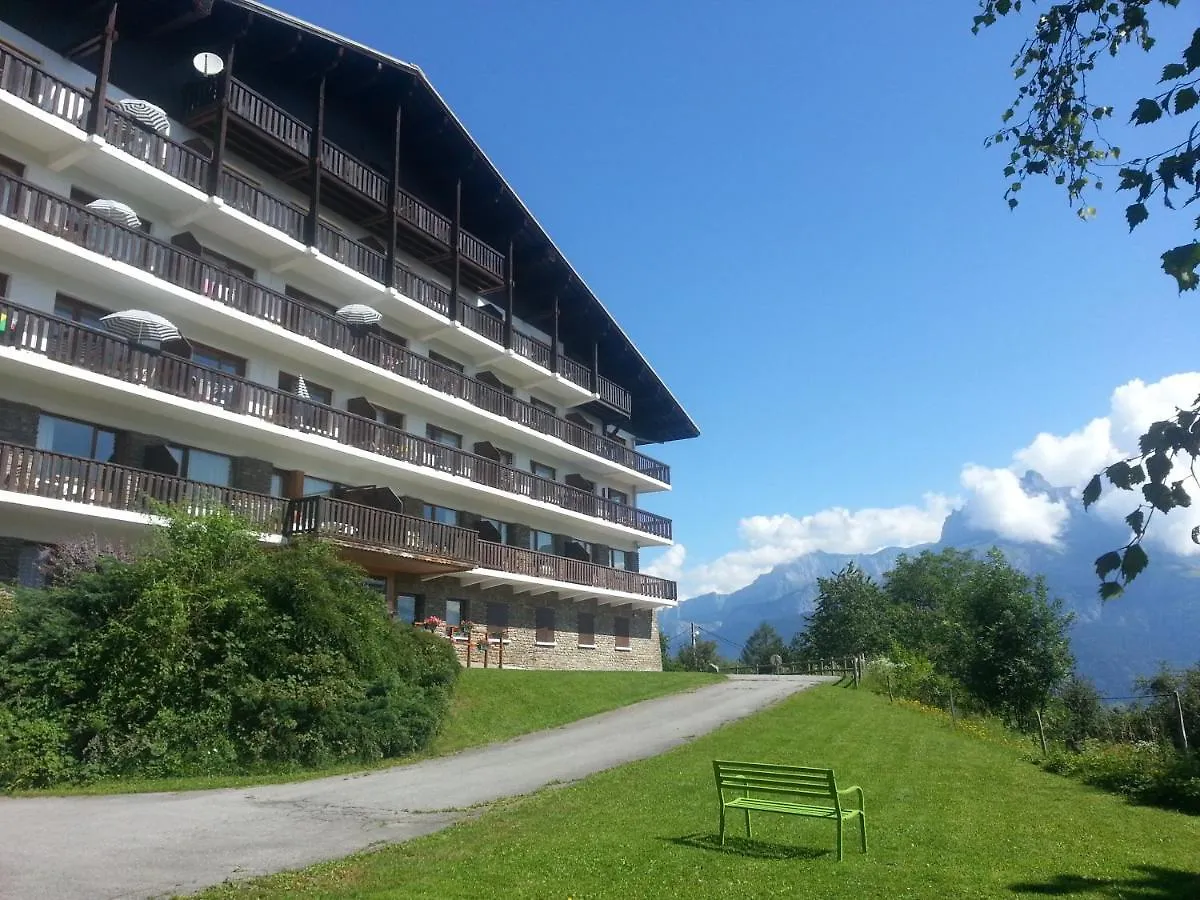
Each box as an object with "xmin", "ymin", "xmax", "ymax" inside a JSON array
[{"xmin": 662, "ymin": 473, "xmax": 1200, "ymax": 694}]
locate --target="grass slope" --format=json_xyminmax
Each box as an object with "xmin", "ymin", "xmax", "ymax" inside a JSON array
[
  {"xmin": 202, "ymin": 686, "xmax": 1200, "ymax": 899},
  {"xmin": 24, "ymin": 670, "xmax": 721, "ymax": 797}
]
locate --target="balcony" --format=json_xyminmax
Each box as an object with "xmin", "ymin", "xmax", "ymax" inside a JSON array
[
  {"xmin": 183, "ymin": 76, "xmax": 507, "ymax": 285},
  {"xmin": 0, "ymin": 46, "xmax": 633, "ymax": 415},
  {"xmin": 0, "ymin": 441, "xmax": 677, "ymax": 604},
  {"xmin": 0, "ymin": 299, "xmax": 673, "ymax": 541},
  {"xmin": 284, "ymin": 495, "xmax": 479, "ymax": 574},
  {"xmin": 476, "ymin": 541, "xmax": 677, "ymax": 602},
  {"xmin": 0, "ymin": 172, "xmax": 664, "ymax": 484}
]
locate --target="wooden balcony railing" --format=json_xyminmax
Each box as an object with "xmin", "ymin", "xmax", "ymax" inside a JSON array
[
  {"xmin": 284, "ymin": 495, "xmax": 480, "ymax": 564},
  {"xmin": 0, "ymin": 50, "xmax": 629, "ymax": 409},
  {"xmin": 213, "ymin": 77, "xmax": 505, "ymax": 280},
  {"xmin": 0, "ymin": 297, "xmax": 673, "ymax": 539},
  {"xmin": 476, "ymin": 541, "xmax": 677, "ymax": 601},
  {"xmin": 0, "ymin": 173, "xmax": 664, "ymax": 481},
  {"xmin": 0, "ymin": 440, "xmax": 284, "ymax": 530}
]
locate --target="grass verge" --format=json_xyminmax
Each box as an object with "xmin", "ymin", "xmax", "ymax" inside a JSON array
[
  {"xmin": 19, "ymin": 670, "xmax": 721, "ymax": 797},
  {"xmin": 200, "ymin": 685, "xmax": 1200, "ymax": 899}
]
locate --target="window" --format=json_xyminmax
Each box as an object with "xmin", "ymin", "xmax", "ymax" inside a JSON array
[
  {"xmin": 530, "ymin": 460, "xmax": 556, "ymax": 481},
  {"xmin": 577, "ymin": 613, "xmax": 596, "ymax": 648},
  {"xmin": 16, "ymin": 543, "xmax": 46, "ymax": 589},
  {"xmin": 566, "ymin": 412, "xmax": 595, "ymax": 432},
  {"xmin": 54, "ymin": 294, "xmax": 107, "ymax": 328},
  {"xmin": 0, "ymin": 272, "xmax": 8, "ymax": 298},
  {"xmin": 278, "ymin": 372, "xmax": 333, "ymax": 406},
  {"xmin": 535, "ymin": 607, "xmax": 556, "ymax": 646},
  {"xmin": 190, "ymin": 342, "xmax": 246, "ymax": 376},
  {"xmin": 426, "ymin": 424, "xmax": 462, "ymax": 449},
  {"xmin": 167, "ymin": 445, "xmax": 232, "ymax": 486},
  {"xmin": 393, "ymin": 593, "xmax": 425, "ymax": 623},
  {"xmin": 611, "ymin": 549, "xmax": 634, "ymax": 571},
  {"xmin": 444, "ymin": 599, "xmax": 468, "ymax": 627},
  {"xmin": 429, "ymin": 350, "xmax": 464, "ymax": 373},
  {"xmin": 606, "ymin": 488, "xmax": 629, "ymax": 506},
  {"xmin": 423, "ymin": 504, "xmax": 459, "ymax": 526},
  {"xmin": 486, "ymin": 601, "xmax": 508, "ymax": 638},
  {"xmin": 378, "ymin": 406, "xmax": 405, "ymax": 430},
  {"xmin": 381, "ymin": 328, "xmax": 408, "ymax": 349},
  {"xmin": 36, "ymin": 414, "xmax": 116, "ymax": 462},
  {"xmin": 531, "ymin": 530, "xmax": 555, "ymax": 555},
  {"xmin": 200, "ymin": 245, "xmax": 255, "ymax": 279},
  {"xmin": 285, "ymin": 284, "xmax": 336, "ymax": 315},
  {"xmin": 530, "ymin": 397, "xmax": 556, "ymax": 416},
  {"xmin": 271, "ymin": 471, "xmax": 337, "ymax": 497},
  {"xmin": 614, "ymin": 616, "xmax": 631, "ymax": 650},
  {"xmin": 0, "ymin": 153, "xmax": 25, "ymax": 178}
]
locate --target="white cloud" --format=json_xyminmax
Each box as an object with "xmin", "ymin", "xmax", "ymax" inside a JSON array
[
  {"xmin": 662, "ymin": 372, "xmax": 1200, "ymax": 600},
  {"xmin": 959, "ymin": 465, "xmax": 1069, "ymax": 545},
  {"xmin": 656, "ymin": 495, "xmax": 953, "ymax": 600}
]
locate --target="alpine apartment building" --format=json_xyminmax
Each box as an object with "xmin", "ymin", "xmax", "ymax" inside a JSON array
[{"xmin": 0, "ymin": 0, "xmax": 698, "ymax": 669}]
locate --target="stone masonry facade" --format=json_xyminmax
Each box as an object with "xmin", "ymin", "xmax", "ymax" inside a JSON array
[{"xmin": 390, "ymin": 573, "xmax": 662, "ymax": 671}]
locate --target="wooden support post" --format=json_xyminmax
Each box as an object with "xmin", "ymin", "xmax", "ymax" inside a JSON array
[
  {"xmin": 591, "ymin": 340, "xmax": 600, "ymax": 394},
  {"xmin": 386, "ymin": 101, "xmax": 402, "ymax": 288},
  {"xmin": 305, "ymin": 74, "xmax": 327, "ymax": 247},
  {"xmin": 551, "ymin": 294, "xmax": 560, "ymax": 375},
  {"xmin": 463, "ymin": 626, "xmax": 471, "ymax": 668},
  {"xmin": 1175, "ymin": 690, "xmax": 1190, "ymax": 752},
  {"xmin": 887, "ymin": 674, "xmax": 894, "ymax": 702},
  {"xmin": 1035, "ymin": 709, "xmax": 1048, "ymax": 755},
  {"xmin": 498, "ymin": 630, "xmax": 504, "ymax": 669},
  {"xmin": 504, "ymin": 240, "xmax": 515, "ymax": 349},
  {"xmin": 207, "ymin": 42, "xmax": 237, "ymax": 196},
  {"xmin": 448, "ymin": 179, "xmax": 461, "ymax": 324},
  {"xmin": 85, "ymin": 4, "xmax": 119, "ymax": 136}
]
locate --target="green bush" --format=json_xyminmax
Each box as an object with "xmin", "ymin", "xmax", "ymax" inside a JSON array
[
  {"xmin": 1041, "ymin": 740, "xmax": 1200, "ymax": 814},
  {"xmin": 0, "ymin": 509, "xmax": 459, "ymax": 789}
]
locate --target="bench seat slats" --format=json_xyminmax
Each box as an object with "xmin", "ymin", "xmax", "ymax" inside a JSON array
[{"xmin": 722, "ymin": 797, "xmax": 853, "ymax": 819}]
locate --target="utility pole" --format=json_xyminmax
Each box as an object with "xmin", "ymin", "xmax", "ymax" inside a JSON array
[{"xmin": 690, "ymin": 622, "xmax": 697, "ymax": 669}]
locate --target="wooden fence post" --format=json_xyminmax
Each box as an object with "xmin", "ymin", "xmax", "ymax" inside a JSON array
[{"xmin": 887, "ymin": 674, "xmax": 894, "ymax": 702}]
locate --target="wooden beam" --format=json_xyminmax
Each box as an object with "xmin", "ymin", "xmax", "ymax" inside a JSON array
[
  {"xmin": 83, "ymin": 4, "xmax": 118, "ymax": 136},
  {"xmin": 206, "ymin": 41, "xmax": 237, "ymax": 196},
  {"xmin": 448, "ymin": 178, "xmax": 461, "ymax": 324},
  {"xmin": 305, "ymin": 73, "xmax": 326, "ymax": 246},
  {"xmin": 386, "ymin": 100, "xmax": 401, "ymax": 288},
  {"xmin": 504, "ymin": 240, "xmax": 515, "ymax": 350}
]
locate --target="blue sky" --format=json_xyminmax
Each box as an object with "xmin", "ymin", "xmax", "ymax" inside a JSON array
[{"xmin": 280, "ymin": 0, "xmax": 1199, "ymax": 591}]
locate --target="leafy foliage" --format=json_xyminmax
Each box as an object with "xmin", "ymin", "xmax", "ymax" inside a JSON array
[
  {"xmin": 739, "ymin": 623, "xmax": 788, "ymax": 668},
  {"xmin": 0, "ymin": 509, "xmax": 459, "ymax": 790},
  {"xmin": 977, "ymin": 1, "xmax": 1200, "ymax": 597},
  {"xmin": 792, "ymin": 564, "xmax": 890, "ymax": 659}
]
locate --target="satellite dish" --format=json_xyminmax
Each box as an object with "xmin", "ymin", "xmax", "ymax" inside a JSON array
[{"xmin": 192, "ymin": 52, "xmax": 224, "ymax": 77}]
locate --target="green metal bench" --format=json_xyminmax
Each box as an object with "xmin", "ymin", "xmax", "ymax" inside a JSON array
[{"xmin": 712, "ymin": 760, "xmax": 867, "ymax": 861}]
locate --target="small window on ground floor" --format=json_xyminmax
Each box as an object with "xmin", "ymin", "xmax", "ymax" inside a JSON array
[
  {"xmin": 394, "ymin": 592, "xmax": 425, "ymax": 624},
  {"xmin": 614, "ymin": 616, "xmax": 631, "ymax": 650},
  {"xmin": 536, "ymin": 607, "xmax": 556, "ymax": 645},
  {"xmin": 486, "ymin": 601, "xmax": 508, "ymax": 639},
  {"xmin": 577, "ymin": 613, "xmax": 595, "ymax": 648}
]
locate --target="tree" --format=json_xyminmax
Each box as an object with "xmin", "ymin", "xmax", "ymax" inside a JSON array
[
  {"xmin": 740, "ymin": 623, "xmax": 787, "ymax": 668},
  {"xmin": 975, "ymin": 1, "xmax": 1200, "ymax": 597},
  {"xmin": 676, "ymin": 638, "xmax": 722, "ymax": 672},
  {"xmin": 794, "ymin": 564, "xmax": 891, "ymax": 659}
]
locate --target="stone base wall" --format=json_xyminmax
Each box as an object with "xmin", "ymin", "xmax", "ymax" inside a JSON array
[{"xmin": 393, "ymin": 574, "xmax": 662, "ymax": 672}]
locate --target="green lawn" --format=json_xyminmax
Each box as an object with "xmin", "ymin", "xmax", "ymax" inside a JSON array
[
  {"xmin": 199, "ymin": 686, "xmax": 1200, "ymax": 900},
  {"xmin": 23, "ymin": 670, "xmax": 721, "ymax": 797}
]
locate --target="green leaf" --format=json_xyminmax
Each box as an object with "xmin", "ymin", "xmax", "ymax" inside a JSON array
[
  {"xmin": 1161, "ymin": 242, "xmax": 1200, "ymax": 292},
  {"xmin": 1099, "ymin": 581, "xmax": 1124, "ymax": 601},
  {"xmin": 1176, "ymin": 87, "xmax": 1199, "ymax": 115},
  {"xmin": 1120, "ymin": 544, "xmax": 1149, "ymax": 583},
  {"xmin": 1162, "ymin": 62, "xmax": 1188, "ymax": 82},
  {"xmin": 1126, "ymin": 202, "xmax": 1149, "ymax": 231},
  {"xmin": 1105, "ymin": 461, "xmax": 1135, "ymax": 490},
  {"xmin": 1095, "ymin": 551, "xmax": 1122, "ymax": 579},
  {"xmin": 1082, "ymin": 474, "xmax": 1103, "ymax": 508},
  {"xmin": 1125, "ymin": 509, "xmax": 1145, "ymax": 536},
  {"xmin": 996, "ymin": 0, "xmax": 1011, "ymax": 14},
  {"xmin": 1146, "ymin": 452, "xmax": 1172, "ymax": 483},
  {"xmin": 1171, "ymin": 482, "xmax": 1192, "ymax": 508},
  {"xmin": 1143, "ymin": 481, "xmax": 1174, "ymax": 512},
  {"xmin": 1132, "ymin": 98, "xmax": 1163, "ymax": 124},
  {"xmin": 1185, "ymin": 28, "xmax": 1200, "ymax": 72}
]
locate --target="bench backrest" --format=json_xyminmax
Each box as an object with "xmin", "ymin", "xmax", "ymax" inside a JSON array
[{"xmin": 713, "ymin": 760, "xmax": 841, "ymax": 811}]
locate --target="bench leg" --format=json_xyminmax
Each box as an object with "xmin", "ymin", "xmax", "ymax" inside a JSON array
[
  {"xmin": 837, "ymin": 817, "xmax": 844, "ymax": 862},
  {"xmin": 744, "ymin": 808, "xmax": 752, "ymax": 839},
  {"xmin": 719, "ymin": 806, "xmax": 726, "ymax": 846},
  {"xmin": 859, "ymin": 811, "xmax": 868, "ymax": 854}
]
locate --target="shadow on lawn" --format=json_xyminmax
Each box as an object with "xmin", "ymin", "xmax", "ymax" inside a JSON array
[
  {"xmin": 664, "ymin": 832, "xmax": 831, "ymax": 861},
  {"xmin": 1010, "ymin": 865, "xmax": 1200, "ymax": 898}
]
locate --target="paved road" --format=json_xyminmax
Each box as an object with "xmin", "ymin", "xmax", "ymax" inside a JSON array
[{"xmin": 0, "ymin": 675, "xmax": 827, "ymax": 899}]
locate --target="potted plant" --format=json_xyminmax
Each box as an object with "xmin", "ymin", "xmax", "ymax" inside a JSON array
[
  {"xmin": 458, "ymin": 620, "xmax": 475, "ymax": 639},
  {"xmin": 421, "ymin": 615, "xmax": 443, "ymax": 633}
]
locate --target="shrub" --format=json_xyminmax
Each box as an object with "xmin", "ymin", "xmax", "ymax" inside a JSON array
[
  {"xmin": 1040, "ymin": 740, "xmax": 1200, "ymax": 814},
  {"xmin": 0, "ymin": 509, "xmax": 459, "ymax": 789}
]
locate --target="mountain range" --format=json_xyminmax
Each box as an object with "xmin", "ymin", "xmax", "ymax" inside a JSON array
[{"xmin": 661, "ymin": 473, "xmax": 1200, "ymax": 694}]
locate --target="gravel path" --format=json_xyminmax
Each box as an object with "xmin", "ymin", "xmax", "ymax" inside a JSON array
[{"xmin": 0, "ymin": 674, "xmax": 828, "ymax": 899}]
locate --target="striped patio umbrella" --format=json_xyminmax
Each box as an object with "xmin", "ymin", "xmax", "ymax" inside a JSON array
[
  {"xmin": 100, "ymin": 310, "xmax": 182, "ymax": 345},
  {"xmin": 295, "ymin": 375, "xmax": 312, "ymax": 400},
  {"xmin": 335, "ymin": 304, "xmax": 383, "ymax": 327},
  {"xmin": 116, "ymin": 98, "xmax": 171, "ymax": 135},
  {"xmin": 85, "ymin": 199, "xmax": 142, "ymax": 230}
]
